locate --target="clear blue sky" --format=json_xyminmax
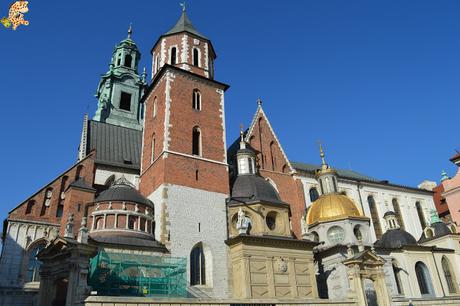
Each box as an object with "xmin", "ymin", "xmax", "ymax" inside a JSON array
[{"xmin": 1, "ymin": 0, "xmax": 459, "ymax": 221}]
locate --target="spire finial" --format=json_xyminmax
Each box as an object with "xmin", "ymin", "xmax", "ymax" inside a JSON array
[
  {"xmin": 239, "ymin": 124, "xmax": 246, "ymax": 149},
  {"xmin": 318, "ymin": 141, "xmax": 327, "ymax": 169},
  {"xmin": 257, "ymin": 98, "xmax": 262, "ymax": 106},
  {"xmin": 239, "ymin": 124, "xmax": 244, "ymax": 141},
  {"xmin": 128, "ymin": 23, "xmax": 133, "ymax": 39},
  {"xmin": 180, "ymin": 1, "xmax": 186, "ymax": 12}
]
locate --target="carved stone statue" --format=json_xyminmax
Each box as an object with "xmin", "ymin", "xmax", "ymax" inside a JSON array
[
  {"xmin": 236, "ymin": 208, "xmax": 251, "ymax": 235},
  {"xmin": 301, "ymin": 215, "xmax": 308, "ymax": 237},
  {"xmin": 64, "ymin": 213, "xmax": 74, "ymax": 239}
]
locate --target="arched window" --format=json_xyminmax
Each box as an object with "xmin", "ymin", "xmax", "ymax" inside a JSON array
[
  {"xmin": 282, "ymin": 164, "xmax": 288, "ymax": 173},
  {"xmin": 393, "ymin": 263, "xmax": 404, "ymax": 294},
  {"xmin": 151, "ymin": 136, "xmax": 156, "ymax": 164},
  {"xmin": 153, "ymin": 97, "xmax": 157, "ymax": 118},
  {"xmin": 416, "ymin": 202, "xmax": 426, "ymax": 229},
  {"xmin": 25, "ymin": 243, "xmax": 45, "ymax": 282},
  {"xmin": 192, "ymin": 127, "xmax": 201, "ymax": 156},
  {"xmin": 128, "ymin": 216, "xmax": 137, "ymax": 230},
  {"xmin": 190, "ymin": 243, "xmax": 206, "ymax": 285},
  {"xmin": 269, "ymin": 141, "xmax": 276, "ymax": 171},
  {"xmin": 415, "ymin": 261, "xmax": 434, "ymax": 296},
  {"xmin": 124, "ymin": 54, "xmax": 132, "ymax": 68},
  {"xmin": 309, "ymin": 187, "xmax": 319, "ymax": 202},
  {"xmin": 25, "ymin": 200, "xmax": 35, "ymax": 215},
  {"xmin": 193, "ymin": 89, "xmax": 201, "ymax": 110},
  {"xmin": 170, "ymin": 47, "xmax": 177, "ymax": 65},
  {"xmin": 95, "ymin": 217, "xmax": 104, "ymax": 230},
  {"xmin": 40, "ymin": 188, "xmax": 53, "ymax": 216},
  {"xmin": 442, "ymin": 256, "xmax": 457, "ymax": 293},
  {"xmin": 193, "ymin": 48, "xmax": 200, "ymax": 67},
  {"xmin": 75, "ymin": 165, "xmax": 84, "ymax": 181},
  {"xmin": 392, "ymin": 198, "xmax": 405, "ymax": 230},
  {"xmin": 367, "ymin": 195, "xmax": 382, "ymax": 239}
]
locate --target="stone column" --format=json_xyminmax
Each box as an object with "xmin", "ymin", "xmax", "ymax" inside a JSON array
[
  {"xmin": 374, "ymin": 270, "xmax": 392, "ymax": 306},
  {"xmin": 266, "ymin": 257, "xmax": 275, "ymax": 297},
  {"xmin": 242, "ymin": 255, "xmax": 252, "ymax": 298}
]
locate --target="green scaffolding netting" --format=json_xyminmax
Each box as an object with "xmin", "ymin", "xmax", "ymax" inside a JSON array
[{"xmin": 88, "ymin": 251, "xmax": 187, "ymax": 297}]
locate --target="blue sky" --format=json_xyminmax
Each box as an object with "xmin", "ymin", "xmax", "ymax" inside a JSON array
[{"xmin": 1, "ymin": 0, "xmax": 459, "ymax": 220}]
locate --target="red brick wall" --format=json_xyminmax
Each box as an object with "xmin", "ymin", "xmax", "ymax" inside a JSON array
[
  {"xmin": 140, "ymin": 68, "xmax": 229, "ymax": 196},
  {"xmin": 246, "ymin": 113, "xmax": 306, "ymax": 238},
  {"xmin": 433, "ymin": 183, "xmax": 450, "ymax": 218},
  {"xmin": 8, "ymin": 153, "xmax": 96, "ymax": 227}
]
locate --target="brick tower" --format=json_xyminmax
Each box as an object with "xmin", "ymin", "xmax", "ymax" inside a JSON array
[{"xmin": 139, "ymin": 8, "xmax": 230, "ymax": 297}]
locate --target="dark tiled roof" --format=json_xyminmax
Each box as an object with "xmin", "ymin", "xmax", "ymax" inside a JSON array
[
  {"xmin": 229, "ymin": 174, "xmax": 287, "ymax": 205},
  {"xmin": 418, "ymin": 222, "xmax": 453, "ymax": 243},
  {"xmin": 374, "ymin": 229, "xmax": 417, "ymax": 249},
  {"xmin": 87, "ymin": 120, "xmax": 141, "ymax": 169},
  {"xmin": 291, "ymin": 161, "xmax": 379, "ymax": 182},
  {"xmin": 90, "ymin": 232, "xmax": 166, "ymax": 250},
  {"xmin": 95, "ymin": 180, "xmax": 153, "ymax": 207},
  {"xmin": 68, "ymin": 178, "xmax": 96, "ymax": 192},
  {"xmin": 165, "ymin": 11, "xmax": 207, "ymax": 39}
]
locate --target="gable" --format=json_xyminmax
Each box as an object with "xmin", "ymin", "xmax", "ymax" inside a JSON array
[{"xmin": 243, "ymin": 105, "xmax": 295, "ymax": 174}]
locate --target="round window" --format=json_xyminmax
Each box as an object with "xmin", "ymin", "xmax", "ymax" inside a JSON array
[
  {"xmin": 266, "ymin": 212, "xmax": 277, "ymax": 231},
  {"xmin": 327, "ymin": 226, "xmax": 345, "ymax": 244}
]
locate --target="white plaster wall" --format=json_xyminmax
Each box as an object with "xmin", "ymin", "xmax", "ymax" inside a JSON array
[
  {"xmin": 94, "ymin": 165, "xmax": 139, "ymax": 188},
  {"xmin": 147, "ymin": 184, "xmax": 229, "ymax": 298},
  {"xmin": 391, "ymin": 250, "xmax": 445, "ymax": 298},
  {"xmin": 300, "ymin": 176, "xmax": 436, "ymax": 242},
  {"xmin": 0, "ymin": 221, "xmax": 59, "ymax": 288}
]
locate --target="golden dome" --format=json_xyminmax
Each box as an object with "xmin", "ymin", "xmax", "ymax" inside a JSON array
[{"xmin": 306, "ymin": 193, "xmax": 364, "ymax": 225}]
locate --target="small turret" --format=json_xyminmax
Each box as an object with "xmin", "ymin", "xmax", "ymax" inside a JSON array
[
  {"xmin": 93, "ymin": 26, "xmax": 147, "ymax": 130},
  {"xmin": 236, "ymin": 127, "xmax": 256, "ymax": 175},
  {"xmin": 315, "ymin": 143, "xmax": 338, "ymax": 194}
]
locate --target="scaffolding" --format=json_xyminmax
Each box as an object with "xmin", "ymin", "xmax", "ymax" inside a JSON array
[{"xmin": 88, "ymin": 251, "xmax": 187, "ymax": 297}]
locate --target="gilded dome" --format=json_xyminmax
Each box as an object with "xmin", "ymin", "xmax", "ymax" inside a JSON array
[{"xmin": 306, "ymin": 193, "xmax": 364, "ymax": 225}]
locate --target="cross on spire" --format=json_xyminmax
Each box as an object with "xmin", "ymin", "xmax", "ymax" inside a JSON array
[
  {"xmin": 180, "ymin": 1, "xmax": 186, "ymax": 12},
  {"xmin": 128, "ymin": 23, "xmax": 133, "ymax": 39}
]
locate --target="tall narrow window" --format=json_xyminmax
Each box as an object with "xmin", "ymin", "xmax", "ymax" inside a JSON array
[
  {"xmin": 25, "ymin": 243, "xmax": 45, "ymax": 282},
  {"xmin": 416, "ymin": 201, "xmax": 426, "ymax": 229},
  {"xmin": 193, "ymin": 89, "xmax": 201, "ymax": 110},
  {"xmin": 120, "ymin": 92, "xmax": 132, "ymax": 111},
  {"xmin": 193, "ymin": 48, "xmax": 199, "ymax": 66},
  {"xmin": 309, "ymin": 187, "xmax": 319, "ymax": 202},
  {"xmin": 192, "ymin": 127, "xmax": 201, "ymax": 156},
  {"xmin": 170, "ymin": 47, "xmax": 177, "ymax": 65},
  {"xmin": 392, "ymin": 198, "xmax": 405, "ymax": 230},
  {"xmin": 393, "ymin": 264, "xmax": 404, "ymax": 294},
  {"xmin": 124, "ymin": 54, "xmax": 132, "ymax": 68},
  {"xmin": 415, "ymin": 261, "xmax": 434, "ymax": 295},
  {"xmin": 190, "ymin": 243, "xmax": 206, "ymax": 285},
  {"xmin": 153, "ymin": 97, "xmax": 157, "ymax": 118},
  {"xmin": 442, "ymin": 256, "xmax": 457, "ymax": 293},
  {"xmin": 367, "ymin": 195, "xmax": 382, "ymax": 239},
  {"xmin": 269, "ymin": 141, "xmax": 276, "ymax": 171},
  {"xmin": 151, "ymin": 137, "xmax": 156, "ymax": 164},
  {"xmin": 25, "ymin": 200, "xmax": 35, "ymax": 215},
  {"xmin": 75, "ymin": 165, "xmax": 84, "ymax": 181},
  {"xmin": 40, "ymin": 188, "xmax": 53, "ymax": 216}
]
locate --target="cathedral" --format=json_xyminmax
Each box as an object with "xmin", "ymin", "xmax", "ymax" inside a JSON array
[{"xmin": 1, "ymin": 8, "xmax": 460, "ymax": 306}]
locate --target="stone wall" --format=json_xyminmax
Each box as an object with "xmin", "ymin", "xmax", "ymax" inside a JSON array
[{"xmin": 85, "ymin": 296, "xmax": 356, "ymax": 306}]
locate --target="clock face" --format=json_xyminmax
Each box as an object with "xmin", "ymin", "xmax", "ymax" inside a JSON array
[{"xmin": 327, "ymin": 226, "xmax": 345, "ymax": 244}]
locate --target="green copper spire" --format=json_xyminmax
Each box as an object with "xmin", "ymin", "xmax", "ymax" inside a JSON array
[
  {"xmin": 441, "ymin": 170, "xmax": 449, "ymax": 182},
  {"xmin": 429, "ymin": 209, "xmax": 442, "ymax": 225},
  {"xmin": 93, "ymin": 27, "xmax": 147, "ymax": 130}
]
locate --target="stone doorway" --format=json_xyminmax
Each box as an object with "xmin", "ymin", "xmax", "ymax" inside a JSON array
[
  {"xmin": 363, "ymin": 278, "xmax": 378, "ymax": 306},
  {"xmin": 52, "ymin": 278, "xmax": 68, "ymax": 306}
]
